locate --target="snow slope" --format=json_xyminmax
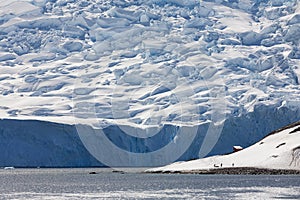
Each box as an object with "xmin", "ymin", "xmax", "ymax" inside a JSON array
[
  {"xmin": 147, "ymin": 121, "xmax": 300, "ymax": 171},
  {"xmin": 0, "ymin": 0, "xmax": 300, "ymax": 166}
]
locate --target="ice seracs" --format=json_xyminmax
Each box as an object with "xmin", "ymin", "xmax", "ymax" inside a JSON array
[{"xmin": 0, "ymin": 0, "xmax": 299, "ymax": 128}]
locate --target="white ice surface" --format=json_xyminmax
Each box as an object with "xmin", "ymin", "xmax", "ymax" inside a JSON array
[{"xmin": 0, "ymin": 0, "xmax": 299, "ymax": 128}]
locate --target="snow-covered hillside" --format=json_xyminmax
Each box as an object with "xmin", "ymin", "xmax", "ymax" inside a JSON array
[
  {"xmin": 147, "ymin": 121, "xmax": 300, "ymax": 172},
  {"xmin": 0, "ymin": 0, "xmax": 300, "ymax": 167}
]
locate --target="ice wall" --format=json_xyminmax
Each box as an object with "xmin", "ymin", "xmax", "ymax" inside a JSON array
[{"xmin": 0, "ymin": 103, "xmax": 299, "ymax": 167}]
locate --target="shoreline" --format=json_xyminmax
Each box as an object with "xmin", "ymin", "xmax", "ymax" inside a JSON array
[{"xmin": 148, "ymin": 167, "xmax": 300, "ymax": 175}]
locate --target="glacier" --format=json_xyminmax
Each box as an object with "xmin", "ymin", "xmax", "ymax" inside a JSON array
[{"xmin": 0, "ymin": 0, "xmax": 300, "ymax": 167}]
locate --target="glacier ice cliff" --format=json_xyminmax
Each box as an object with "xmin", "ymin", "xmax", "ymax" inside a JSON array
[{"xmin": 0, "ymin": 103, "xmax": 299, "ymax": 167}]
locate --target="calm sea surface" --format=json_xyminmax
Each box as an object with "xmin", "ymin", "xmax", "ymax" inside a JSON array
[{"xmin": 0, "ymin": 168, "xmax": 299, "ymax": 199}]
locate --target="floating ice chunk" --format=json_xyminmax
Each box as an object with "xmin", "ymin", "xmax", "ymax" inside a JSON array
[{"xmin": 4, "ymin": 167, "xmax": 14, "ymax": 170}]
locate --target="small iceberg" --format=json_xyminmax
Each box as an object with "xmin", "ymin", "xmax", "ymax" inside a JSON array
[{"xmin": 4, "ymin": 167, "xmax": 15, "ymax": 170}]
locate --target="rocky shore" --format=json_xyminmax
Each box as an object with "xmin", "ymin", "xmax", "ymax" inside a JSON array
[{"xmin": 149, "ymin": 167, "xmax": 300, "ymax": 175}]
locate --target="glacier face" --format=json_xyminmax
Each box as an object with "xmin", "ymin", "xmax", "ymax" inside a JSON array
[
  {"xmin": 0, "ymin": 119, "xmax": 102, "ymax": 167},
  {"xmin": 0, "ymin": 0, "xmax": 300, "ymax": 167}
]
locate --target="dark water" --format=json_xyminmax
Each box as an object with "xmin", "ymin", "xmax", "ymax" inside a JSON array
[{"xmin": 0, "ymin": 168, "xmax": 299, "ymax": 199}]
